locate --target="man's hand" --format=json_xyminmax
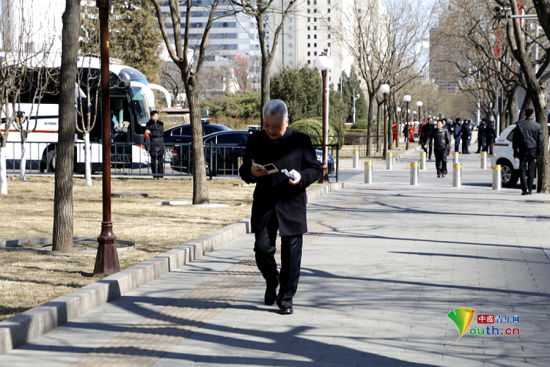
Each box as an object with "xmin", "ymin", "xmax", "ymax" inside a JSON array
[
  {"xmin": 288, "ymin": 170, "xmax": 301, "ymax": 185},
  {"xmin": 251, "ymin": 160, "xmax": 268, "ymax": 177}
]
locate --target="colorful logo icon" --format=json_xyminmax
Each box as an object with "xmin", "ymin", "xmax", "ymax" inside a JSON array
[{"xmin": 447, "ymin": 307, "xmax": 476, "ymax": 345}]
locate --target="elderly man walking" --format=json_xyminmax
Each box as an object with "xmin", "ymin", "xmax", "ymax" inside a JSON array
[
  {"xmin": 513, "ymin": 108, "xmax": 543, "ymax": 195},
  {"xmin": 239, "ymin": 100, "xmax": 321, "ymax": 315}
]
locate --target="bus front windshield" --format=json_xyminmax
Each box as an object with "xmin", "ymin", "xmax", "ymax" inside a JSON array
[{"xmin": 130, "ymin": 86, "xmax": 150, "ymax": 127}]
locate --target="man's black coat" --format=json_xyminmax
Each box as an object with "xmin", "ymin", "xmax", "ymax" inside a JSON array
[
  {"xmin": 239, "ymin": 128, "xmax": 322, "ymax": 236},
  {"xmin": 145, "ymin": 119, "xmax": 165, "ymax": 156}
]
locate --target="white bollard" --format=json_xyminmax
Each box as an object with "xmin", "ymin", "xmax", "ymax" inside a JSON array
[
  {"xmin": 453, "ymin": 152, "xmax": 460, "ymax": 165},
  {"xmin": 353, "ymin": 150, "xmax": 360, "ymax": 169},
  {"xmin": 238, "ymin": 157, "xmax": 243, "ymax": 170},
  {"xmin": 481, "ymin": 152, "xmax": 487, "ymax": 169},
  {"xmin": 386, "ymin": 152, "xmax": 393, "ymax": 170},
  {"xmin": 453, "ymin": 163, "xmax": 462, "ymax": 188},
  {"xmin": 410, "ymin": 161, "xmax": 419, "ymax": 186},
  {"xmin": 364, "ymin": 161, "xmax": 373, "ymax": 184},
  {"xmin": 492, "ymin": 165, "xmax": 502, "ymax": 191},
  {"xmin": 420, "ymin": 152, "xmax": 427, "ymax": 170}
]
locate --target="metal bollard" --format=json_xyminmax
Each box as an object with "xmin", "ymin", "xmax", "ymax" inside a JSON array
[
  {"xmin": 237, "ymin": 156, "xmax": 243, "ymax": 170},
  {"xmin": 353, "ymin": 150, "xmax": 360, "ymax": 169},
  {"xmin": 364, "ymin": 161, "xmax": 373, "ymax": 184},
  {"xmin": 480, "ymin": 152, "xmax": 487, "ymax": 169},
  {"xmin": 453, "ymin": 163, "xmax": 462, "ymax": 188},
  {"xmin": 386, "ymin": 152, "xmax": 393, "ymax": 170},
  {"xmin": 420, "ymin": 152, "xmax": 427, "ymax": 170},
  {"xmin": 492, "ymin": 165, "xmax": 502, "ymax": 190},
  {"xmin": 453, "ymin": 152, "xmax": 460, "ymax": 165},
  {"xmin": 410, "ymin": 161, "xmax": 419, "ymax": 186}
]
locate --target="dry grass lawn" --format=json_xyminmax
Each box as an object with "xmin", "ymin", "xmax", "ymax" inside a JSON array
[{"xmin": 0, "ymin": 175, "xmax": 256, "ymax": 321}]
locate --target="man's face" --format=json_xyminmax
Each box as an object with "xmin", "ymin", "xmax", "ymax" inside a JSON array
[
  {"xmin": 437, "ymin": 121, "xmax": 443, "ymax": 129},
  {"xmin": 264, "ymin": 114, "xmax": 288, "ymax": 140},
  {"xmin": 151, "ymin": 113, "xmax": 159, "ymax": 122}
]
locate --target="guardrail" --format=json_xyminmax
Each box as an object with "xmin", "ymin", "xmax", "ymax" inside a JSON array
[{"xmin": 4, "ymin": 141, "xmax": 340, "ymax": 182}]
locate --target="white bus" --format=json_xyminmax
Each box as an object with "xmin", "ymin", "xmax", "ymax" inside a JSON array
[{"xmin": 0, "ymin": 57, "xmax": 171, "ymax": 173}]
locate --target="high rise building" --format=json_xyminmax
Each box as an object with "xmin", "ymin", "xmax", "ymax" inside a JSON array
[
  {"xmin": 159, "ymin": 0, "xmax": 261, "ymax": 94},
  {"xmin": 429, "ymin": 23, "xmax": 460, "ymax": 93}
]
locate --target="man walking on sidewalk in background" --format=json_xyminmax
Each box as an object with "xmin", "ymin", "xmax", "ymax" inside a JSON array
[
  {"xmin": 513, "ymin": 108, "xmax": 543, "ymax": 195},
  {"xmin": 239, "ymin": 100, "xmax": 321, "ymax": 315},
  {"xmin": 420, "ymin": 117, "xmax": 435, "ymax": 160},
  {"xmin": 452, "ymin": 118, "xmax": 462, "ymax": 153},
  {"xmin": 461, "ymin": 119, "xmax": 472, "ymax": 154},
  {"xmin": 430, "ymin": 119, "xmax": 451, "ymax": 178}
]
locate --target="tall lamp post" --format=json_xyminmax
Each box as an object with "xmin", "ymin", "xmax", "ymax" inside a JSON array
[
  {"xmin": 403, "ymin": 95, "xmax": 411, "ymax": 150},
  {"xmin": 315, "ymin": 52, "xmax": 332, "ymax": 182},
  {"xmin": 416, "ymin": 101, "xmax": 423, "ymax": 126},
  {"xmin": 352, "ymin": 92, "xmax": 360, "ymax": 125},
  {"xmin": 395, "ymin": 107, "xmax": 401, "ymax": 148},
  {"xmin": 380, "ymin": 84, "xmax": 390, "ymax": 158},
  {"xmin": 94, "ymin": 0, "xmax": 120, "ymax": 275}
]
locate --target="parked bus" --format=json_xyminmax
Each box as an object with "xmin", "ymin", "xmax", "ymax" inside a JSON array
[{"xmin": 0, "ymin": 57, "xmax": 171, "ymax": 173}]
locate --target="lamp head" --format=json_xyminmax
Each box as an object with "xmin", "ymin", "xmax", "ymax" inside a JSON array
[
  {"xmin": 403, "ymin": 95, "xmax": 412, "ymax": 103},
  {"xmin": 396, "ymin": 107, "xmax": 401, "ymax": 112},
  {"xmin": 416, "ymin": 101, "xmax": 423, "ymax": 107},
  {"xmin": 315, "ymin": 52, "xmax": 333, "ymax": 71},
  {"xmin": 380, "ymin": 84, "xmax": 390, "ymax": 95}
]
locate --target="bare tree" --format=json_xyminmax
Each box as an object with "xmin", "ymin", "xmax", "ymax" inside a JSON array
[
  {"xmin": 496, "ymin": 0, "xmax": 550, "ymax": 192},
  {"xmin": 159, "ymin": 61, "xmax": 185, "ymax": 106},
  {"xmin": 75, "ymin": 58, "xmax": 101, "ymax": 186},
  {"xmin": 151, "ymin": 0, "xmax": 220, "ymax": 204},
  {"xmin": 230, "ymin": 0, "xmax": 298, "ymax": 128},
  {"xmin": 343, "ymin": 0, "xmax": 431, "ymax": 156},
  {"xmin": 53, "ymin": 0, "xmax": 80, "ymax": 251}
]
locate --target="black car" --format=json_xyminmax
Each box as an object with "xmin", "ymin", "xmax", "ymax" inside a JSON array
[
  {"xmin": 163, "ymin": 123, "xmax": 230, "ymax": 144},
  {"xmin": 171, "ymin": 130, "xmax": 335, "ymax": 176}
]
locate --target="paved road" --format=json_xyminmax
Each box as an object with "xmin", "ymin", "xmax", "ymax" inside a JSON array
[{"xmin": 1, "ymin": 151, "xmax": 550, "ymax": 366}]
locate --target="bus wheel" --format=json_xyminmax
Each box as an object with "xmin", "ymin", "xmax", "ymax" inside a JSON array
[{"xmin": 47, "ymin": 149, "xmax": 57, "ymax": 172}]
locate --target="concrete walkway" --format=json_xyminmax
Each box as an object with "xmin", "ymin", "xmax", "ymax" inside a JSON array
[{"xmin": 1, "ymin": 150, "xmax": 550, "ymax": 366}]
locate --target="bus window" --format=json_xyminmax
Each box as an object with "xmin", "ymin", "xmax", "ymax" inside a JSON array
[{"xmin": 130, "ymin": 86, "xmax": 150, "ymax": 128}]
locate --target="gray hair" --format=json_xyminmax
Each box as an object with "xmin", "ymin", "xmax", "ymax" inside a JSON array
[{"xmin": 263, "ymin": 99, "xmax": 288, "ymax": 121}]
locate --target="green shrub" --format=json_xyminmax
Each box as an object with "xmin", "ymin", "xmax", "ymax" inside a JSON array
[
  {"xmin": 351, "ymin": 118, "xmax": 369, "ymax": 130},
  {"xmin": 290, "ymin": 118, "xmax": 343, "ymax": 147}
]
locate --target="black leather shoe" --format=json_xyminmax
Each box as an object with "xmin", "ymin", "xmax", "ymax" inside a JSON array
[
  {"xmin": 264, "ymin": 288, "xmax": 277, "ymax": 306},
  {"xmin": 521, "ymin": 192, "xmax": 528, "ymax": 196},
  {"xmin": 279, "ymin": 306, "xmax": 293, "ymax": 315}
]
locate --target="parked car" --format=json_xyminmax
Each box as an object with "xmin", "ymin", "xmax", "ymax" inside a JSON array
[
  {"xmin": 171, "ymin": 130, "xmax": 335, "ymax": 175},
  {"xmin": 491, "ymin": 123, "xmax": 550, "ymax": 187},
  {"xmin": 163, "ymin": 122, "xmax": 230, "ymax": 144}
]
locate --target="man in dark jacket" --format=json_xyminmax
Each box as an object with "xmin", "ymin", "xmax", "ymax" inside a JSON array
[
  {"xmin": 145, "ymin": 110, "xmax": 165, "ymax": 179},
  {"xmin": 476, "ymin": 118, "xmax": 487, "ymax": 153},
  {"xmin": 461, "ymin": 120, "xmax": 472, "ymax": 154},
  {"xmin": 239, "ymin": 99, "xmax": 321, "ymax": 315},
  {"xmin": 485, "ymin": 120, "xmax": 496, "ymax": 155},
  {"xmin": 420, "ymin": 117, "xmax": 435, "ymax": 160},
  {"xmin": 430, "ymin": 119, "xmax": 451, "ymax": 177},
  {"xmin": 452, "ymin": 118, "xmax": 462, "ymax": 153},
  {"xmin": 513, "ymin": 108, "xmax": 543, "ymax": 195}
]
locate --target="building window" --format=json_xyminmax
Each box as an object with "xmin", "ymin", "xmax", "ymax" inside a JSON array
[
  {"xmin": 328, "ymin": 34, "xmax": 331, "ymax": 39},
  {"xmin": 307, "ymin": 26, "xmax": 311, "ymax": 30},
  {"xmin": 314, "ymin": 51, "xmax": 317, "ymax": 56},
  {"xmin": 307, "ymin": 34, "xmax": 311, "ymax": 39},
  {"xmin": 328, "ymin": 42, "xmax": 331, "ymax": 47},
  {"xmin": 308, "ymin": 17, "xmax": 311, "ymax": 22},
  {"xmin": 314, "ymin": 17, "xmax": 317, "ymax": 22},
  {"xmin": 308, "ymin": 60, "xmax": 311, "ymax": 64},
  {"xmin": 308, "ymin": 43, "xmax": 311, "ymax": 47},
  {"xmin": 308, "ymin": 51, "xmax": 311, "ymax": 56},
  {"xmin": 314, "ymin": 43, "xmax": 317, "ymax": 47},
  {"xmin": 314, "ymin": 26, "xmax": 317, "ymax": 30},
  {"xmin": 314, "ymin": 34, "xmax": 317, "ymax": 39}
]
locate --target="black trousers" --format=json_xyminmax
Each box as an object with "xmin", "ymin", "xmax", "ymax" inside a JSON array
[
  {"xmin": 519, "ymin": 149, "xmax": 537, "ymax": 193},
  {"xmin": 461, "ymin": 137, "xmax": 470, "ymax": 154},
  {"xmin": 454, "ymin": 137, "xmax": 460, "ymax": 152},
  {"xmin": 150, "ymin": 153, "xmax": 164, "ymax": 178},
  {"xmin": 434, "ymin": 148, "xmax": 448, "ymax": 175},
  {"xmin": 254, "ymin": 211, "xmax": 303, "ymax": 308}
]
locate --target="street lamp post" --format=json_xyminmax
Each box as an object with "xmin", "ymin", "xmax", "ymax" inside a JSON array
[
  {"xmin": 94, "ymin": 0, "xmax": 120, "ymax": 275},
  {"xmin": 352, "ymin": 92, "xmax": 360, "ymax": 125},
  {"xmin": 403, "ymin": 95, "xmax": 411, "ymax": 150},
  {"xmin": 315, "ymin": 52, "xmax": 332, "ymax": 182},
  {"xmin": 380, "ymin": 84, "xmax": 390, "ymax": 158},
  {"xmin": 416, "ymin": 101, "xmax": 423, "ymax": 125},
  {"xmin": 395, "ymin": 107, "xmax": 401, "ymax": 148}
]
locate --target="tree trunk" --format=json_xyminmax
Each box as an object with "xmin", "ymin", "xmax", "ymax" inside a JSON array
[
  {"xmin": 0, "ymin": 147, "xmax": 7, "ymax": 195},
  {"xmin": 19, "ymin": 140, "xmax": 27, "ymax": 181},
  {"xmin": 387, "ymin": 107, "xmax": 393, "ymax": 151},
  {"xmin": 84, "ymin": 132, "xmax": 92, "ymax": 186},
  {"xmin": 53, "ymin": 0, "xmax": 79, "ymax": 251},
  {"xmin": 366, "ymin": 92, "xmax": 375, "ymax": 156},
  {"xmin": 186, "ymin": 80, "xmax": 209, "ymax": 204},
  {"xmin": 376, "ymin": 103, "xmax": 381, "ymax": 153},
  {"xmin": 260, "ymin": 56, "xmax": 272, "ymax": 128}
]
